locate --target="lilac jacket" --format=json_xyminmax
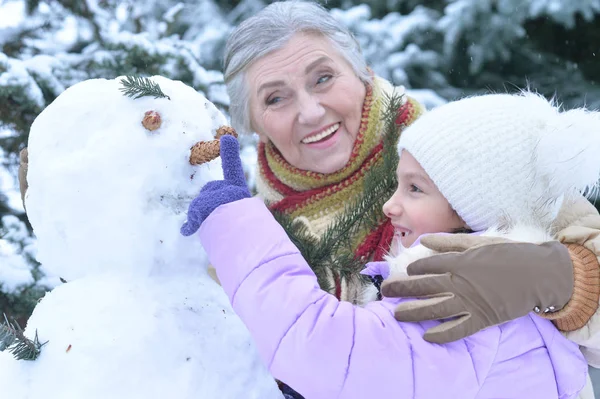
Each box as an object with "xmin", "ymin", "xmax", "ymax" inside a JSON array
[{"xmin": 199, "ymin": 198, "xmax": 587, "ymax": 399}]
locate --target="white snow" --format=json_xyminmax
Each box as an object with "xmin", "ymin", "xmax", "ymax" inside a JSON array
[
  {"xmin": 0, "ymin": 1, "xmax": 25, "ymax": 29},
  {"xmin": 0, "ymin": 215, "xmax": 34, "ymax": 292},
  {"xmin": 0, "ymin": 144, "xmax": 25, "ymax": 212},
  {"xmin": 0, "ymin": 76, "xmax": 282, "ymax": 399},
  {"xmin": 406, "ymin": 88, "xmax": 448, "ymax": 110},
  {"xmin": 0, "ymin": 53, "xmax": 45, "ymax": 108}
]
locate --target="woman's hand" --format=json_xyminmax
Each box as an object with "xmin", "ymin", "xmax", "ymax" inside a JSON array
[
  {"xmin": 181, "ymin": 135, "xmax": 250, "ymax": 236},
  {"xmin": 381, "ymin": 235, "xmax": 576, "ymax": 344}
]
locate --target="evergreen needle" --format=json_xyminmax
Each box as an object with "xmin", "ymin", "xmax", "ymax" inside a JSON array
[
  {"xmin": 119, "ymin": 76, "xmax": 171, "ymax": 100},
  {"xmin": 0, "ymin": 314, "xmax": 47, "ymax": 361}
]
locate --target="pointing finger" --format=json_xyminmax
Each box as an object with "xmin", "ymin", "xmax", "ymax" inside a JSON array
[{"xmin": 219, "ymin": 135, "xmax": 247, "ymax": 187}]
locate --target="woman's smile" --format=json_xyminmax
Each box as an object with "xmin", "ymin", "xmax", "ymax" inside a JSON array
[{"xmin": 301, "ymin": 122, "xmax": 340, "ymax": 144}]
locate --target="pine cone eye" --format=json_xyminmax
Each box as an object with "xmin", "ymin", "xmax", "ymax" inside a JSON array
[{"xmin": 142, "ymin": 111, "xmax": 162, "ymax": 131}]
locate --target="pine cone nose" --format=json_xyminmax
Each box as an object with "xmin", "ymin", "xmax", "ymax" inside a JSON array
[
  {"xmin": 189, "ymin": 126, "xmax": 238, "ymax": 165},
  {"xmin": 215, "ymin": 126, "xmax": 237, "ymax": 140}
]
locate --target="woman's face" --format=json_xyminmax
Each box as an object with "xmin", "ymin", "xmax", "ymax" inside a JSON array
[{"xmin": 247, "ymin": 33, "xmax": 366, "ymax": 174}]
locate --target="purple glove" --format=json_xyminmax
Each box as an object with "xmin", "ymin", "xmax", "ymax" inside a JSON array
[{"xmin": 180, "ymin": 135, "xmax": 251, "ymax": 236}]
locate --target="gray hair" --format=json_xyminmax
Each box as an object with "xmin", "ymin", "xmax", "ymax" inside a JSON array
[{"xmin": 223, "ymin": 1, "xmax": 371, "ymax": 134}]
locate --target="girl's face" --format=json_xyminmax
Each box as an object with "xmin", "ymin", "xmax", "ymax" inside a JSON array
[
  {"xmin": 247, "ymin": 32, "xmax": 366, "ymax": 174},
  {"xmin": 382, "ymin": 151, "xmax": 467, "ymax": 248}
]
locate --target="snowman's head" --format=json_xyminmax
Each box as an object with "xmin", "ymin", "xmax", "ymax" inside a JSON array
[{"xmin": 26, "ymin": 76, "xmax": 227, "ymax": 280}]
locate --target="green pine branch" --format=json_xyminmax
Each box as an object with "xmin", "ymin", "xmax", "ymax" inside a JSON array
[
  {"xmin": 119, "ymin": 76, "xmax": 171, "ymax": 100},
  {"xmin": 273, "ymin": 91, "xmax": 406, "ymax": 289},
  {"xmin": 0, "ymin": 314, "xmax": 46, "ymax": 361},
  {"xmin": 313, "ymin": 91, "xmax": 403, "ymax": 256}
]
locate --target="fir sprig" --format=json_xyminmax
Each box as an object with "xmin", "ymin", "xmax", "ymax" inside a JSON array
[
  {"xmin": 0, "ymin": 314, "xmax": 46, "ymax": 361},
  {"xmin": 119, "ymin": 76, "xmax": 171, "ymax": 100},
  {"xmin": 272, "ymin": 92, "xmax": 406, "ymax": 294}
]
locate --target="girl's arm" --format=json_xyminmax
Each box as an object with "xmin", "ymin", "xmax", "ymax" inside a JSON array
[{"xmin": 199, "ymin": 198, "xmax": 483, "ymax": 398}]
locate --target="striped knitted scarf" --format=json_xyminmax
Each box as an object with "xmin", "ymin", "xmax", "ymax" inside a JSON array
[{"xmin": 256, "ymin": 77, "xmax": 424, "ymax": 303}]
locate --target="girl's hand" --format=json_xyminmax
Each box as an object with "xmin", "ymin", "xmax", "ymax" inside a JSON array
[{"xmin": 181, "ymin": 135, "xmax": 250, "ymax": 236}]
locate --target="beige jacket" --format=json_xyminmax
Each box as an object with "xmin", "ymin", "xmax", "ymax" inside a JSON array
[{"xmin": 553, "ymin": 197, "xmax": 600, "ymax": 399}]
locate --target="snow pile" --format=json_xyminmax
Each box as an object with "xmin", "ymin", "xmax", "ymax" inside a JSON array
[{"xmin": 0, "ymin": 76, "xmax": 282, "ymax": 399}]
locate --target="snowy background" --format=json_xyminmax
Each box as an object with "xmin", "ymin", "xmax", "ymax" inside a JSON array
[{"xmin": 1, "ymin": 0, "xmax": 599, "ymax": 333}]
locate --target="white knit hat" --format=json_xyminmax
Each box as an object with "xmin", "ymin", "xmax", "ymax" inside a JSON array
[{"xmin": 398, "ymin": 92, "xmax": 600, "ymax": 231}]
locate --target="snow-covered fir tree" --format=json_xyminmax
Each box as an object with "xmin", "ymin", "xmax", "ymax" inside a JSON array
[{"xmin": 1, "ymin": 0, "xmax": 599, "ymax": 321}]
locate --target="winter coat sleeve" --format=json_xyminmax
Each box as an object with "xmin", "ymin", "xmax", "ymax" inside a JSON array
[
  {"xmin": 551, "ymin": 196, "xmax": 600, "ymax": 367},
  {"xmin": 199, "ymin": 198, "xmax": 491, "ymax": 398}
]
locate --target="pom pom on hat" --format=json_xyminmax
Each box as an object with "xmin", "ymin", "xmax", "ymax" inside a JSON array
[
  {"xmin": 536, "ymin": 105, "xmax": 600, "ymax": 200},
  {"xmin": 398, "ymin": 91, "xmax": 600, "ymax": 231}
]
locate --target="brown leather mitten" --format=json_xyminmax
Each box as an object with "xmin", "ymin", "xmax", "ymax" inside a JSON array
[
  {"xmin": 18, "ymin": 147, "xmax": 28, "ymax": 210},
  {"xmin": 381, "ymin": 235, "xmax": 574, "ymax": 344}
]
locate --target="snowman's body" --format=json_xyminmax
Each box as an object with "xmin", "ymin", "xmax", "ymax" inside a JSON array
[{"xmin": 0, "ymin": 77, "xmax": 282, "ymax": 399}]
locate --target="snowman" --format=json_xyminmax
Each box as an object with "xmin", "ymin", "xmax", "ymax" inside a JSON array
[{"xmin": 0, "ymin": 76, "xmax": 283, "ymax": 399}]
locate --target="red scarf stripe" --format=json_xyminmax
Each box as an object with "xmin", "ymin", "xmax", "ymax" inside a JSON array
[
  {"xmin": 355, "ymin": 219, "xmax": 392, "ymax": 261},
  {"xmin": 396, "ymin": 99, "xmax": 417, "ymax": 128},
  {"xmin": 374, "ymin": 220, "xmax": 395, "ymax": 261},
  {"xmin": 257, "ymin": 142, "xmax": 301, "ymax": 197}
]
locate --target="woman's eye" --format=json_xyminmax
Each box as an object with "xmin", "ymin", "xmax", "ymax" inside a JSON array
[
  {"xmin": 266, "ymin": 96, "xmax": 282, "ymax": 106},
  {"xmin": 409, "ymin": 184, "xmax": 423, "ymax": 193},
  {"xmin": 316, "ymin": 74, "xmax": 332, "ymax": 85}
]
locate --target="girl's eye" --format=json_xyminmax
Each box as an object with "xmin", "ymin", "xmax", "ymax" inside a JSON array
[
  {"xmin": 409, "ymin": 184, "xmax": 423, "ymax": 193},
  {"xmin": 316, "ymin": 74, "xmax": 332, "ymax": 85}
]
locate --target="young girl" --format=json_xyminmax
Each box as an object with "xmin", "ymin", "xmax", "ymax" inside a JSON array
[{"xmin": 182, "ymin": 92, "xmax": 593, "ymax": 398}]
